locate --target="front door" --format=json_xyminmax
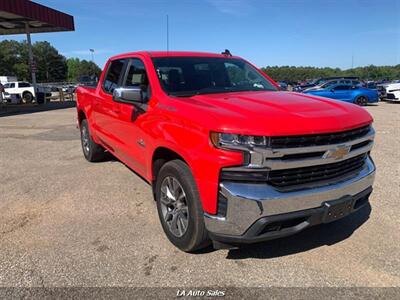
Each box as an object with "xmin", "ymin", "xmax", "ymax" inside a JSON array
[
  {"xmin": 331, "ymin": 85, "xmax": 352, "ymax": 101},
  {"xmin": 108, "ymin": 57, "xmax": 152, "ymax": 175}
]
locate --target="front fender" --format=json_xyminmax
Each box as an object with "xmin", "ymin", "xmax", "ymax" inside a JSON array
[{"xmin": 145, "ymin": 109, "xmax": 242, "ymax": 214}]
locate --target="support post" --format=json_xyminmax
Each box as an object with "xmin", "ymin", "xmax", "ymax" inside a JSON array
[{"xmin": 25, "ymin": 23, "xmax": 41, "ymax": 104}]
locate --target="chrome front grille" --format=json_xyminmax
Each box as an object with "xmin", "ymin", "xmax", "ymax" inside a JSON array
[
  {"xmin": 268, "ymin": 154, "xmax": 367, "ymax": 188},
  {"xmin": 270, "ymin": 125, "xmax": 371, "ymax": 148},
  {"xmin": 222, "ymin": 125, "xmax": 375, "ymax": 189}
]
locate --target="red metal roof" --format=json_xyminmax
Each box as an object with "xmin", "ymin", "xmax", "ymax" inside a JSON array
[
  {"xmin": 0, "ymin": 0, "xmax": 74, "ymax": 35},
  {"xmin": 110, "ymin": 51, "xmax": 241, "ymax": 60}
]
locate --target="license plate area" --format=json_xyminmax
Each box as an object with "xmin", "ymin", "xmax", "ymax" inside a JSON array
[{"xmin": 322, "ymin": 196, "xmax": 354, "ymax": 223}]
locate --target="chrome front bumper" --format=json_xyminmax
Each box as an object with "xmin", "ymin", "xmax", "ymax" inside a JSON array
[{"xmin": 204, "ymin": 156, "xmax": 375, "ymax": 236}]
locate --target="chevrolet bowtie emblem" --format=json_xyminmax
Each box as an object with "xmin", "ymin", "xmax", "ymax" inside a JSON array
[{"xmin": 323, "ymin": 145, "xmax": 351, "ymax": 160}]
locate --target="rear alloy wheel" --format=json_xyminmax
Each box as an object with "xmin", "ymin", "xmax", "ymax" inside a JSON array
[
  {"xmin": 80, "ymin": 119, "xmax": 105, "ymax": 162},
  {"xmin": 155, "ymin": 160, "xmax": 210, "ymax": 252},
  {"xmin": 355, "ymin": 96, "xmax": 368, "ymax": 106},
  {"xmin": 23, "ymin": 92, "xmax": 33, "ymax": 103}
]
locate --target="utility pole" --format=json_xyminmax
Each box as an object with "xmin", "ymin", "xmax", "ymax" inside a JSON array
[
  {"xmin": 25, "ymin": 22, "xmax": 39, "ymax": 104},
  {"xmin": 166, "ymin": 15, "xmax": 169, "ymax": 52}
]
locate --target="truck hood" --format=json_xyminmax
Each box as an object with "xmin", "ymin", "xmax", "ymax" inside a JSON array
[{"xmin": 179, "ymin": 91, "xmax": 373, "ymax": 136}]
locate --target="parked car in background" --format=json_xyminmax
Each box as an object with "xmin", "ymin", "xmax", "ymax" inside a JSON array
[
  {"xmin": 376, "ymin": 84, "xmax": 387, "ymax": 100},
  {"xmin": 294, "ymin": 76, "xmax": 360, "ymax": 92},
  {"xmin": 303, "ymin": 79, "xmax": 363, "ymax": 92},
  {"xmin": 62, "ymin": 84, "xmax": 77, "ymax": 93},
  {"xmin": 383, "ymin": 82, "xmax": 400, "ymax": 101},
  {"xmin": 3, "ymin": 81, "xmax": 36, "ymax": 103},
  {"xmin": 278, "ymin": 81, "xmax": 288, "ymax": 90},
  {"xmin": 304, "ymin": 84, "xmax": 379, "ymax": 105}
]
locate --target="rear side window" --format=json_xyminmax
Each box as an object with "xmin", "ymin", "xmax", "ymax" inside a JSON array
[
  {"xmin": 334, "ymin": 85, "xmax": 350, "ymax": 90},
  {"xmin": 19, "ymin": 82, "xmax": 31, "ymax": 87},
  {"xmin": 103, "ymin": 59, "xmax": 125, "ymax": 94}
]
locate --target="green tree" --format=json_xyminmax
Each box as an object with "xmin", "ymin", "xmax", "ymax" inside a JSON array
[
  {"xmin": 66, "ymin": 57, "xmax": 80, "ymax": 81},
  {"xmin": 0, "ymin": 40, "xmax": 28, "ymax": 80},
  {"xmin": 66, "ymin": 58, "xmax": 101, "ymax": 82},
  {"xmin": 261, "ymin": 65, "xmax": 400, "ymax": 83},
  {"xmin": 32, "ymin": 41, "xmax": 67, "ymax": 82}
]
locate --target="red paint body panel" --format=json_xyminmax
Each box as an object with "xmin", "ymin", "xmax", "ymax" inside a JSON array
[{"xmin": 76, "ymin": 51, "xmax": 373, "ymax": 214}]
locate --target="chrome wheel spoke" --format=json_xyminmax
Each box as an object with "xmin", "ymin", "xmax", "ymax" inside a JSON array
[
  {"xmin": 159, "ymin": 176, "xmax": 189, "ymax": 237},
  {"xmin": 170, "ymin": 211, "xmax": 179, "ymax": 235},
  {"xmin": 165, "ymin": 210, "xmax": 174, "ymax": 223},
  {"xmin": 81, "ymin": 127, "xmax": 90, "ymax": 153}
]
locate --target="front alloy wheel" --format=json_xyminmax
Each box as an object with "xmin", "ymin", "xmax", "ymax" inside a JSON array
[
  {"xmin": 160, "ymin": 176, "xmax": 189, "ymax": 237},
  {"xmin": 155, "ymin": 160, "xmax": 210, "ymax": 252}
]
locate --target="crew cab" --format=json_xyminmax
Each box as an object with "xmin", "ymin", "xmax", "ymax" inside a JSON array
[
  {"xmin": 76, "ymin": 51, "xmax": 376, "ymax": 252},
  {"xmin": 3, "ymin": 81, "xmax": 35, "ymax": 103}
]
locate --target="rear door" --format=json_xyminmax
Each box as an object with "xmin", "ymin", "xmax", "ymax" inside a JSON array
[{"xmin": 92, "ymin": 59, "xmax": 127, "ymax": 151}]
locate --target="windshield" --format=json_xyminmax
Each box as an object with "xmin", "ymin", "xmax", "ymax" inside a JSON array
[{"xmin": 152, "ymin": 57, "xmax": 277, "ymax": 96}]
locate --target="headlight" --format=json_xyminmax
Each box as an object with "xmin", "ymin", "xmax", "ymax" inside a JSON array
[{"xmin": 210, "ymin": 132, "xmax": 267, "ymax": 148}]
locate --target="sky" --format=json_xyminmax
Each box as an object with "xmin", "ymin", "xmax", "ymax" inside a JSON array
[{"xmin": 2, "ymin": 0, "xmax": 399, "ymax": 69}]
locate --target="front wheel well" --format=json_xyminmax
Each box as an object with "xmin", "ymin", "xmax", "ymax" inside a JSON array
[{"xmin": 151, "ymin": 147, "xmax": 187, "ymax": 197}]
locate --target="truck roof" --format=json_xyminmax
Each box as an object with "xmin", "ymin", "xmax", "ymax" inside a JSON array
[{"xmin": 109, "ymin": 51, "xmax": 241, "ymax": 60}]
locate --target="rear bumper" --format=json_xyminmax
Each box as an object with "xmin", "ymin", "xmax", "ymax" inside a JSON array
[{"xmin": 204, "ymin": 156, "xmax": 375, "ymax": 242}]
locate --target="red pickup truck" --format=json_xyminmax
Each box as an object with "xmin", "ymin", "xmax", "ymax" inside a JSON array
[{"xmin": 76, "ymin": 51, "xmax": 375, "ymax": 252}]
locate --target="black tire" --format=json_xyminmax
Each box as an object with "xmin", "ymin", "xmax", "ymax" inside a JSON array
[
  {"xmin": 355, "ymin": 96, "xmax": 368, "ymax": 106},
  {"xmin": 23, "ymin": 91, "xmax": 33, "ymax": 103},
  {"xmin": 155, "ymin": 160, "xmax": 210, "ymax": 252},
  {"xmin": 80, "ymin": 119, "xmax": 105, "ymax": 162}
]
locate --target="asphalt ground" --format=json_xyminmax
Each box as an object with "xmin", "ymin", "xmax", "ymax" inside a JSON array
[{"xmin": 0, "ymin": 101, "xmax": 399, "ymax": 294}]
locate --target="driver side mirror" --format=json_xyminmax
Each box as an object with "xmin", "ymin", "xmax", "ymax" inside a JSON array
[{"xmin": 113, "ymin": 87, "xmax": 143, "ymax": 104}]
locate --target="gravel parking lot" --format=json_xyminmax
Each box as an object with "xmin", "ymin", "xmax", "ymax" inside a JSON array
[{"xmin": 0, "ymin": 102, "xmax": 399, "ymax": 289}]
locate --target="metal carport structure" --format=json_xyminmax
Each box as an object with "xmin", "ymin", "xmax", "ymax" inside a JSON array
[{"xmin": 0, "ymin": 0, "xmax": 74, "ymax": 103}]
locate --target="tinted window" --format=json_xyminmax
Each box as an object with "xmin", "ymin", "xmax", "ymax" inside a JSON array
[
  {"xmin": 322, "ymin": 80, "xmax": 338, "ymax": 88},
  {"xmin": 5, "ymin": 83, "xmax": 15, "ymax": 88},
  {"xmin": 19, "ymin": 82, "xmax": 31, "ymax": 88},
  {"xmin": 123, "ymin": 59, "xmax": 148, "ymax": 87},
  {"xmin": 123, "ymin": 58, "xmax": 151, "ymax": 100},
  {"xmin": 103, "ymin": 59, "xmax": 125, "ymax": 94},
  {"xmin": 152, "ymin": 57, "xmax": 277, "ymax": 96},
  {"xmin": 334, "ymin": 85, "xmax": 350, "ymax": 90}
]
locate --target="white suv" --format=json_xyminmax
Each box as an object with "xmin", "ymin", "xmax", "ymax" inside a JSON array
[
  {"xmin": 384, "ymin": 83, "xmax": 400, "ymax": 101},
  {"xmin": 3, "ymin": 81, "xmax": 36, "ymax": 103}
]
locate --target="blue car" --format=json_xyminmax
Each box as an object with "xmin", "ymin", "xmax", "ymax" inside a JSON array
[{"xmin": 304, "ymin": 84, "xmax": 379, "ymax": 106}]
